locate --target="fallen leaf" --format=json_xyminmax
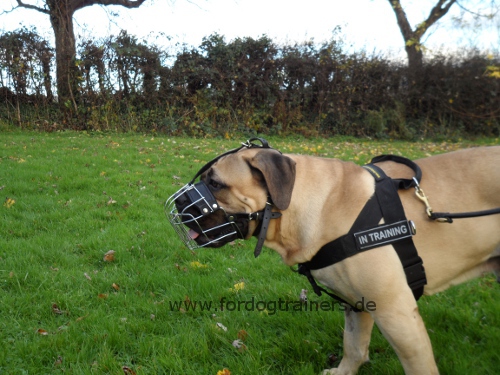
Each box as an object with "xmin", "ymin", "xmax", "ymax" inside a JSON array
[
  {"xmin": 112, "ymin": 283, "xmax": 120, "ymax": 291},
  {"xmin": 52, "ymin": 303, "xmax": 64, "ymax": 315},
  {"xmin": 122, "ymin": 366, "xmax": 136, "ymax": 375},
  {"xmin": 300, "ymin": 289, "xmax": 308, "ymax": 303},
  {"xmin": 216, "ymin": 322, "xmax": 227, "ymax": 331},
  {"xmin": 57, "ymin": 324, "xmax": 69, "ymax": 332},
  {"xmin": 54, "ymin": 356, "xmax": 63, "ymax": 366},
  {"xmin": 84, "ymin": 272, "xmax": 92, "ymax": 281},
  {"xmin": 233, "ymin": 282, "xmax": 245, "ymax": 291},
  {"xmin": 98, "ymin": 293, "xmax": 108, "ymax": 299},
  {"xmin": 107, "ymin": 197, "xmax": 117, "ymax": 205},
  {"xmin": 37, "ymin": 328, "xmax": 49, "ymax": 335},
  {"xmin": 216, "ymin": 369, "xmax": 231, "ymax": 375},
  {"xmin": 229, "ymin": 281, "xmax": 245, "ymax": 292},
  {"xmin": 103, "ymin": 250, "xmax": 115, "ymax": 262},
  {"xmin": 3, "ymin": 197, "xmax": 15, "ymax": 208},
  {"xmin": 237, "ymin": 329, "xmax": 248, "ymax": 341},
  {"xmin": 190, "ymin": 261, "xmax": 208, "ymax": 269},
  {"xmin": 232, "ymin": 339, "xmax": 247, "ymax": 352},
  {"xmin": 232, "ymin": 339, "xmax": 243, "ymax": 348}
]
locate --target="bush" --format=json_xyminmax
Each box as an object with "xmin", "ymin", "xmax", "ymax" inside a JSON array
[{"xmin": 0, "ymin": 28, "xmax": 498, "ymax": 138}]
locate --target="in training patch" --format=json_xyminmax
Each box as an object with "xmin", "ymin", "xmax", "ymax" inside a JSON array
[{"xmin": 354, "ymin": 220, "xmax": 415, "ymax": 251}]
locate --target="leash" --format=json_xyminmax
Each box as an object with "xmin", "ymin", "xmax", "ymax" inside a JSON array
[
  {"xmin": 370, "ymin": 154, "xmax": 500, "ymax": 223},
  {"xmin": 413, "ymin": 177, "xmax": 500, "ymax": 223}
]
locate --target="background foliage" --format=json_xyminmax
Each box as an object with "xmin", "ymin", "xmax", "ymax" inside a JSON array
[{"xmin": 0, "ymin": 27, "xmax": 499, "ymax": 138}]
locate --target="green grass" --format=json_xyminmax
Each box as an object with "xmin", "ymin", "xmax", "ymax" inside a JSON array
[{"xmin": 0, "ymin": 131, "xmax": 499, "ymax": 374}]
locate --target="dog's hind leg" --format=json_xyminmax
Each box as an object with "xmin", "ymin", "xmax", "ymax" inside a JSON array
[{"xmin": 322, "ymin": 310, "xmax": 374, "ymax": 375}]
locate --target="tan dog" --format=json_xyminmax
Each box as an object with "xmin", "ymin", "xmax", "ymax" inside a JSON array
[{"xmin": 175, "ymin": 145, "xmax": 500, "ymax": 374}]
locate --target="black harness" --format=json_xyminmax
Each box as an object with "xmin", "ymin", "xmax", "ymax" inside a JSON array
[
  {"xmin": 298, "ymin": 155, "xmax": 427, "ymax": 310},
  {"xmin": 169, "ymin": 139, "xmax": 500, "ymax": 311}
]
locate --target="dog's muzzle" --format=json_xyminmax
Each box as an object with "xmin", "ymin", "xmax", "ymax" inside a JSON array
[{"xmin": 165, "ymin": 181, "xmax": 247, "ymax": 250}]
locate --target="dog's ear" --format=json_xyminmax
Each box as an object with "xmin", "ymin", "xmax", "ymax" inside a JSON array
[{"xmin": 247, "ymin": 150, "xmax": 296, "ymax": 210}]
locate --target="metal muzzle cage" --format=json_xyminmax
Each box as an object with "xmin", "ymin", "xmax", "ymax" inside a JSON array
[{"xmin": 165, "ymin": 181, "xmax": 244, "ymax": 250}]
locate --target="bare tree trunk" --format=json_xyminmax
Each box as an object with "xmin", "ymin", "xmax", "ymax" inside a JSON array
[{"xmin": 47, "ymin": 0, "xmax": 79, "ymax": 110}]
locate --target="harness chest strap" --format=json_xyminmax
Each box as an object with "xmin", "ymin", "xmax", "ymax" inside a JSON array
[{"xmin": 299, "ymin": 160, "xmax": 427, "ymax": 309}]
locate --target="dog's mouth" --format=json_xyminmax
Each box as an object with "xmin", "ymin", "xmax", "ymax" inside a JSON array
[
  {"xmin": 186, "ymin": 222, "xmax": 243, "ymax": 248},
  {"xmin": 188, "ymin": 229, "xmax": 200, "ymax": 240}
]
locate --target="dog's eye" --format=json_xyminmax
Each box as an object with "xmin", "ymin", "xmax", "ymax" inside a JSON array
[{"xmin": 209, "ymin": 179, "xmax": 223, "ymax": 190}]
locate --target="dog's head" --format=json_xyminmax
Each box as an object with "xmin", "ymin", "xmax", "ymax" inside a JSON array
[{"xmin": 166, "ymin": 143, "xmax": 296, "ymax": 250}]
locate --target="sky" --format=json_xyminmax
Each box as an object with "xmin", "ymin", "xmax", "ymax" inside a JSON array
[{"xmin": 0, "ymin": 0, "xmax": 499, "ymax": 62}]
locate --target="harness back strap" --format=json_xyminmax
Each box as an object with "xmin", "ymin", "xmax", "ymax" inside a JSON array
[{"xmin": 299, "ymin": 160, "xmax": 427, "ymax": 308}]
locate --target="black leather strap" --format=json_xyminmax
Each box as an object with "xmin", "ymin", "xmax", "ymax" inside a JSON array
[
  {"xmin": 253, "ymin": 202, "xmax": 281, "ymax": 258},
  {"xmin": 430, "ymin": 208, "xmax": 500, "ymax": 223},
  {"xmin": 370, "ymin": 154, "xmax": 422, "ymax": 190},
  {"xmin": 190, "ymin": 137, "xmax": 274, "ymax": 183}
]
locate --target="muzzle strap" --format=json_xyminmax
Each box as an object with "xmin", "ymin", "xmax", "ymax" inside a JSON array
[
  {"xmin": 189, "ymin": 137, "xmax": 275, "ymax": 184},
  {"xmin": 253, "ymin": 202, "xmax": 281, "ymax": 258}
]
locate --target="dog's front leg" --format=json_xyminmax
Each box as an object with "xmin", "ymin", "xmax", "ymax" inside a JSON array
[
  {"xmin": 373, "ymin": 299, "xmax": 439, "ymax": 375},
  {"xmin": 322, "ymin": 309, "xmax": 374, "ymax": 375}
]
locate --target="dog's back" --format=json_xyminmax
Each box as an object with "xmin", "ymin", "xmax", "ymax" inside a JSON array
[{"xmin": 391, "ymin": 146, "xmax": 500, "ymax": 294}]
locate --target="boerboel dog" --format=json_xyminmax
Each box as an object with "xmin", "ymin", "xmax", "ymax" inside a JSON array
[{"xmin": 167, "ymin": 140, "xmax": 500, "ymax": 374}]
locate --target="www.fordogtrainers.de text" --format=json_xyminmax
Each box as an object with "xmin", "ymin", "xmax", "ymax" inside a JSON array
[{"xmin": 169, "ymin": 296, "xmax": 376, "ymax": 315}]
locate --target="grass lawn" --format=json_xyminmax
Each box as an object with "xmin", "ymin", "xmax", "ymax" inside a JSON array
[{"xmin": 0, "ymin": 131, "xmax": 499, "ymax": 374}]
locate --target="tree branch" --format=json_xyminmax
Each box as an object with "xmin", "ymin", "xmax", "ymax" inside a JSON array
[
  {"xmin": 15, "ymin": 0, "xmax": 50, "ymax": 14},
  {"xmin": 71, "ymin": 0, "xmax": 147, "ymax": 12},
  {"xmin": 415, "ymin": 0, "xmax": 457, "ymax": 39},
  {"xmin": 387, "ymin": 0, "xmax": 414, "ymax": 42},
  {"xmin": 455, "ymin": 0, "xmax": 500, "ymax": 19}
]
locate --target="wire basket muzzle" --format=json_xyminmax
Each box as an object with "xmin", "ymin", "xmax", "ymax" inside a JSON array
[{"xmin": 165, "ymin": 182, "xmax": 243, "ymax": 249}]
